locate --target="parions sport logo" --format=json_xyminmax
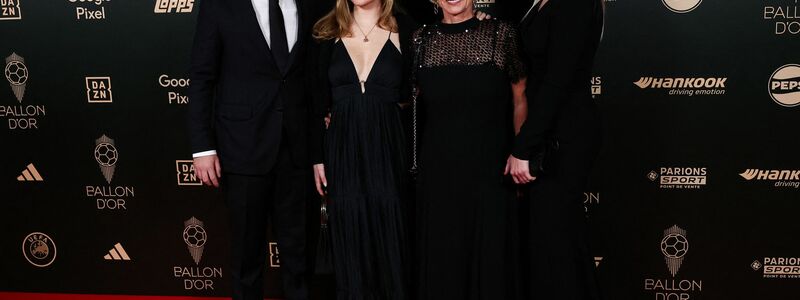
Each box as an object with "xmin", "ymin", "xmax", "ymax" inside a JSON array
[
  {"xmin": 752, "ymin": 257, "xmax": 800, "ymax": 279},
  {"xmin": 739, "ymin": 169, "xmax": 800, "ymax": 188},
  {"xmin": 662, "ymin": 0, "xmax": 702, "ymax": 13},
  {"xmin": 768, "ymin": 64, "xmax": 800, "ymax": 107},
  {"xmin": 634, "ymin": 76, "xmax": 726, "ymax": 96},
  {"xmin": 648, "ymin": 167, "xmax": 707, "ymax": 189}
]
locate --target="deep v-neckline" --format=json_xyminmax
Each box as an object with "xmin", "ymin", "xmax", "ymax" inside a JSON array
[{"xmin": 339, "ymin": 38, "xmax": 394, "ymax": 86}]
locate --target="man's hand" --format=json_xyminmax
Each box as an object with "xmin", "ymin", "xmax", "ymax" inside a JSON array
[
  {"xmin": 313, "ymin": 163, "xmax": 328, "ymax": 196},
  {"xmin": 194, "ymin": 155, "xmax": 222, "ymax": 187},
  {"xmin": 324, "ymin": 112, "xmax": 331, "ymax": 129},
  {"xmin": 475, "ymin": 10, "xmax": 492, "ymax": 21},
  {"xmin": 504, "ymin": 155, "xmax": 536, "ymax": 184}
]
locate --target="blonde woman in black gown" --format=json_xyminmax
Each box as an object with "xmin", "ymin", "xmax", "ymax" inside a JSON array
[
  {"xmin": 309, "ymin": 0, "xmax": 418, "ymax": 298},
  {"xmin": 412, "ymin": 0, "xmax": 527, "ymax": 298}
]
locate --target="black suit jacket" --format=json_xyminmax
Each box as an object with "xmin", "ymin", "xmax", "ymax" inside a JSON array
[
  {"xmin": 511, "ymin": 0, "xmax": 604, "ymax": 159},
  {"xmin": 187, "ymin": 0, "xmax": 329, "ymax": 175}
]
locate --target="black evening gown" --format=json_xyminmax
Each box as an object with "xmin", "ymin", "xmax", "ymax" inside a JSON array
[
  {"xmin": 324, "ymin": 36, "xmax": 408, "ymax": 300},
  {"xmin": 512, "ymin": 0, "xmax": 605, "ymax": 299},
  {"xmin": 413, "ymin": 18, "xmax": 524, "ymax": 300}
]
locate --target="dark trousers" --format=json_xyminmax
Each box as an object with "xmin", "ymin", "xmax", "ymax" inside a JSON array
[
  {"xmin": 525, "ymin": 135, "xmax": 602, "ymax": 300},
  {"xmin": 223, "ymin": 141, "xmax": 308, "ymax": 300}
]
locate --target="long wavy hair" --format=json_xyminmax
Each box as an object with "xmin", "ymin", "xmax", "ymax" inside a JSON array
[{"xmin": 313, "ymin": 0, "xmax": 398, "ymax": 41}]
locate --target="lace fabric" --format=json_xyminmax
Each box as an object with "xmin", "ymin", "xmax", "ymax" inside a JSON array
[{"xmin": 413, "ymin": 19, "xmax": 525, "ymax": 83}]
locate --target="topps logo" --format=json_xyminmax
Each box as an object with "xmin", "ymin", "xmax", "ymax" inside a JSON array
[
  {"xmin": 648, "ymin": 167, "xmax": 707, "ymax": 189},
  {"xmin": 154, "ymin": 0, "xmax": 193, "ymax": 13},
  {"xmin": 634, "ymin": 77, "xmax": 727, "ymax": 89}
]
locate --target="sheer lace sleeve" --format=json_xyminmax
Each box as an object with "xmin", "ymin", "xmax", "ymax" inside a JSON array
[{"xmin": 496, "ymin": 22, "xmax": 526, "ymax": 83}]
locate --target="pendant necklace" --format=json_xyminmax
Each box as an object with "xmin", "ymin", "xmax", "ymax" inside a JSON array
[{"xmin": 353, "ymin": 19, "xmax": 378, "ymax": 42}]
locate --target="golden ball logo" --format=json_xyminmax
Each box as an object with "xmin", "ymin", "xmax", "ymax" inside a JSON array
[
  {"xmin": 662, "ymin": 0, "xmax": 702, "ymax": 13},
  {"xmin": 660, "ymin": 233, "xmax": 688, "ymax": 259},
  {"xmin": 769, "ymin": 64, "xmax": 800, "ymax": 107}
]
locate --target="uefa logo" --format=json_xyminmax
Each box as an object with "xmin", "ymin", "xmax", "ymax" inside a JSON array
[
  {"xmin": 662, "ymin": 0, "xmax": 702, "ymax": 13},
  {"xmin": 768, "ymin": 64, "xmax": 800, "ymax": 107},
  {"xmin": 22, "ymin": 232, "xmax": 56, "ymax": 267}
]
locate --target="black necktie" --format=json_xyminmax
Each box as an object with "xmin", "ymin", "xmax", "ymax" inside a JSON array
[{"xmin": 270, "ymin": 0, "xmax": 289, "ymax": 73}]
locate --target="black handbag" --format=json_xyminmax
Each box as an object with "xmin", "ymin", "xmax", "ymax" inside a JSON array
[
  {"xmin": 313, "ymin": 194, "xmax": 333, "ymax": 275},
  {"xmin": 528, "ymin": 139, "xmax": 559, "ymax": 177}
]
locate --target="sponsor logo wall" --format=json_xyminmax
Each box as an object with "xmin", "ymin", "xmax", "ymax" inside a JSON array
[{"xmin": 1, "ymin": 0, "xmax": 798, "ymax": 299}]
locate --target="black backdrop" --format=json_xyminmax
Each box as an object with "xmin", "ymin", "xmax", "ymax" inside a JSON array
[{"xmin": 2, "ymin": 0, "xmax": 800, "ymax": 299}]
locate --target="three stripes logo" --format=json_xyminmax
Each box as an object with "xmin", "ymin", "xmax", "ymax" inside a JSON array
[
  {"xmin": 17, "ymin": 163, "xmax": 42, "ymax": 182},
  {"xmin": 103, "ymin": 243, "xmax": 131, "ymax": 261}
]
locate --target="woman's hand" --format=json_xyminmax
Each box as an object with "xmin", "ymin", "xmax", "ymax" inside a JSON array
[
  {"xmin": 324, "ymin": 113, "xmax": 331, "ymax": 129},
  {"xmin": 313, "ymin": 163, "xmax": 328, "ymax": 196},
  {"xmin": 476, "ymin": 11, "xmax": 492, "ymax": 21},
  {"xmin": 505, "ymin": 155, "xmax": 536, "ymax": 184}
]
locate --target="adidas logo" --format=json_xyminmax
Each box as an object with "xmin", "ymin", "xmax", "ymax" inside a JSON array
[
  {"xmin": 103, "ymin": 243, "xmax": 131, "ymax": 261},
  {"xmin": 17, "ymin": 163, "xmax": 43, "ymax": 182},
  {"xmin": 594, "ymin": 256, "xmax": 603, "ymax": 267}
]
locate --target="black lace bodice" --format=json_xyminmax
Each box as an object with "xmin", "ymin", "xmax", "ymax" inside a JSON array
[{"xmin": 412, "ymin": 18, "xmax": 525, "ymax": 83}]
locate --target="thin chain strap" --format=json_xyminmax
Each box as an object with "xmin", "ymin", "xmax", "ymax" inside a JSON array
[{"xmin": 409, "ymin": 26, "xmax": 430, "ymax": 176}]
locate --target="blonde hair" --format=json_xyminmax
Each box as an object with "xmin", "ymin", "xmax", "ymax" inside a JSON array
[{"xmin": 313, "ymin": 0, "xmax": 398, "ymax": 41}]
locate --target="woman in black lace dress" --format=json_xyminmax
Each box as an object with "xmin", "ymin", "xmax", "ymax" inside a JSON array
[{"xmin": 412, "ymin": 1, "xmax": 527, "ymax": 298}]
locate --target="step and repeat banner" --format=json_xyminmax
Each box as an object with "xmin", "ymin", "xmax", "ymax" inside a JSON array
[{"xmin": 1, "ymin": 0, "xmax": 799, "ymax": 299}]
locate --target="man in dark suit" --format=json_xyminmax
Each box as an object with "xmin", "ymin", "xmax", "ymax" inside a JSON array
[{"xmin": 187, "ymin": 0, "xmax": 327, "ymax": 299}]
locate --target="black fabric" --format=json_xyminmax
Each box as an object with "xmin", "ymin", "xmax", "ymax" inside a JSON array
[
  {"xmin": 511, "ymin": 0, "xmax": 604, "ymax": 160},
  {"xmin": 307, "ymin": 11, "xmax": 419, "ymax": 300},
  {"xmin": 412, "ymin": 18, "xmax": 520, "ymax": 300},
  {"xmin": 325, "ymin": 38, "xmax": 408, "ymax": 299},
  {"xmin": 524, "ymin": 133, "xmax": 602, "ymax": 300},
  {"xmin": 308, "ymin": 12, "xmax": 419, "ymax": 165},
  {"xmin": 187, "ymin": 0, "xmax": 315, "ymax": 175},
  {"xmin": 186, "ymin": 1, "xmax": 325, "ymax": 299},
  {"xmin": 269, "ymin": 0, "xmax": 290, "ymax": 74},
  {"xmin": 223, "ymin": 141, "xmax": 309, "ymax": 300},
  {"xmin": 512, "ymin": 0, "xmax": 604, "ymax": 299}
]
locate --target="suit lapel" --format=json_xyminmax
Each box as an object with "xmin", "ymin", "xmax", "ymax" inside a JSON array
[
  {"xmin": 284, "ymin": 0, "xmax": 305, "ymax": 73},
  {"xmin": 241, "ymin": 0, "xmax": 279, "ymax": 71}
]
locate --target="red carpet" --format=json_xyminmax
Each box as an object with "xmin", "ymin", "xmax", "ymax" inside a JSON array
[{"xmin": 0, "ymin": 292, "xmax": 280, "ymax": 300}]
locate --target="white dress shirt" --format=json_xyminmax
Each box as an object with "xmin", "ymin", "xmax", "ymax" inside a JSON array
[{"xmin": 193, "ymin": 0, "xmax": 298, "ymax": 159}]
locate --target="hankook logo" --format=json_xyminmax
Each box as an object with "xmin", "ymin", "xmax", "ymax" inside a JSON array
[
  {"xmin": 662, "ymin": 0, "xmax": 702, "ymax": 13},
  {"xmin": 768, "ymin": 64, "xmax": 800, "ymax": 107},
  {"xmin": 634, "ymin": 77, "xmax": 726, "ymax": 89},
  {"xmin": 634, "ymin": 76, "xmax": 726, "ymax": 96}
]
